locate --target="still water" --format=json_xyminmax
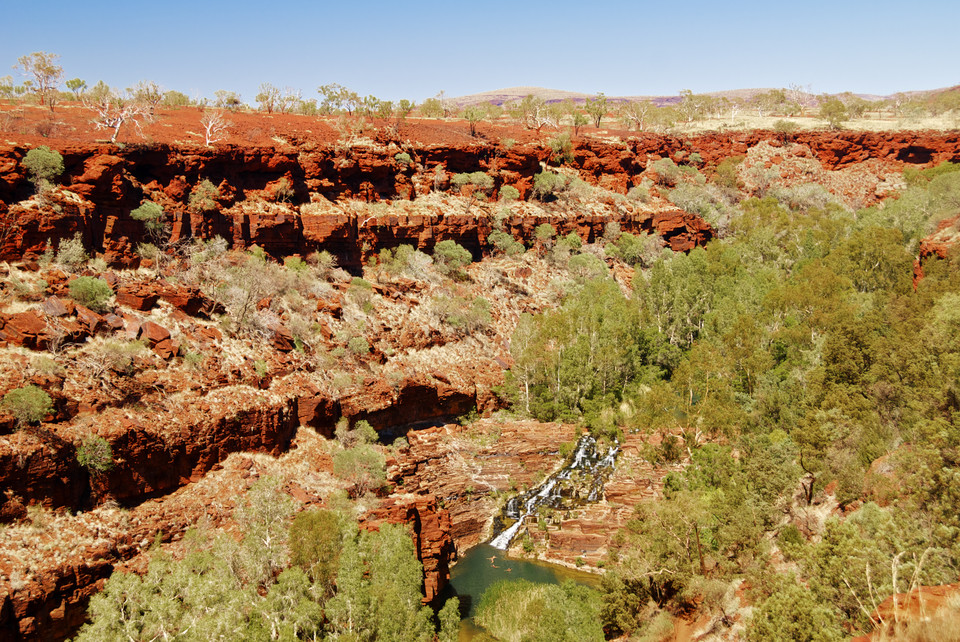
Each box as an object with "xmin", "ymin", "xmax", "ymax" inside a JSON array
[
  {"xmin": 443, "ymin": 543, "xmax": 601, "ymax": 639},
  {"xmin": 443, "ymin": 432, "xmax": 617, "ymax": 639}
]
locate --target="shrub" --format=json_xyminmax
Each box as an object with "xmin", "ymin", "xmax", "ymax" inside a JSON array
[
  {"xmin": 68, "ymin": 276, "xmax": 113, "ymax": 312},
  {"xmin": 433, "ymin": 239, "xmax": 472, "ymax": 277},
  {"xmin": 432, "ymin": 295, "xmax": 491, "ymax": 334},
  {"xmin": 347, "ymin": 336, "xmax": 369, "ymax": 355},
  {"xmin": 377, "ymin": 244, "xmax": 433, "ymax": 280},
  {"xmin": 346, "ymin": 277, "xmax": 374, "ymax": 307},
  {"xmin": 605, "ymin": 232, "xmax": 663, "ymax": 267},
  {"xmin": 22, "ymin": 145, "xmax": 64, "ymax": 192},
  {"xmin": 488, "ymin": 230, "xmax": 525, "ymax": 256},
  {"xmin": 307, "ymin": 249, "xmax": 337, "ymax": 276},
  {"xmin": 773, "ymin": 119, "xmax": 800, "ymax": 135},
  {"xmin": 98, "ymin": 340, "xmax": 146, "ymax": 375},
  {"xmin": 332, "ymin": 444, "xmax": 386, "ymax": 497},
  {"xmin": 2, "ymin": 385, "xmax": 53, "ymax": 427},
  {"xmin": 558, "ymin": 231, "xmax": 582, "ymax": 250},
  {"xmin": 688, "ymin": 151, "xmax": 703, "ymax": 165},
  {"xmin": 547, "ymin": 132, "xmax": 574, "ymax": 164},
  {"xmin": 532, "ymin": 171, "xmax": 567, "ymax": 200},
  {"xmin": 452, "ymin": 171, "xmax": 494, "ymax": 192},
  {"xmin": 273, "ymin": 177, "xmax": 294, "ymax": 203},
  {"xmin": 130, "ymin": 201, "xmax": 165, "ymax": 237},
  {"xmin": 76, "ymin": 435, "xmax": 114, "ymax": 473},
  {"xmin": 55, "ymin": 232, "xmax": 88, "ymax": 269},
  {"xmin": 283, "ymin": 256, "xmax": 308, "ymax": 274},
  {"xmin": 188, "ymin": 179, "xmax": 220, "ymax": 212},
  {"xmin": 476, "ymin": 579, "xmax": 604, "ymax": 642},
  {"xmin": 713, "ymin": 155, "xmax": 744, "ymax": 190},
  {"xmin": 335, "ymin": 418, "xmax": 378, "ymax": 449},
  {"xmin": 819, "ymin": 98, "xmax": 849, "ymax": 129},
  {"xmin": 626, "ymin": 184, "xmax": 650, "ymax": 202},
  {"xmin": 568, "ymin": 253, "xmax": 608, "ymax": 280},
  {"xmin": 535, "ymin": 223, "xmax": 556, "ymax": 243},
  {"xmin": 648, "ymin": 157, "xmax": 681, "ymax": 185},
  {"xmin": 394, "ymin": 152, "xmax": 412, "ymax": 165},
  {"xmin": 499, "ymin": 185, "xmax": 520, "ymax": 201}
]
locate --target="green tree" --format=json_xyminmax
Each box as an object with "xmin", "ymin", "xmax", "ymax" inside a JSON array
[
  {"xmin": 463, "ymin": 104, "xmax": 486, "ymax": 136},
  {"xmin": 130, "ymin": 201, "xmax": 166, "ymax": 242},
  {"xmin": 819, "ymin": 97, "xmax": 849, "ymax": 129},
  {"xmin": 433, "ymin": 239, "xmax": 473, "ymax": 277},
  {"xmin": 65, "ymin": 78, "xmax": 86, "ymax": 99},
  {"xmin": 76, "ymin": 435, "xmax": 114, "ymax": 473},
  {"xmin": 476, "ymin": 579, "xmax": 604, "ymax": 642},
  {"xmin": 15, "ymin": 51, "xmax": 63, "ymax": 109},
  {"xmin": 327, "ymin": 523, "xmax": 441, "ymax": 642},
  {"xmin": 289, "ymin": 509, "xmax": 343, "ymax": 596},
  {"xmin": 584, "ymin": 93, "xmax": 608, "ymax": 128},
  {"xmin": 255, "ymin": 82, "xmax": 281, "ymax": 113},
  {"xmin": 748, "ymin": 580, "xmax": 843, "ymax": 642},
  {"xmin": 333, "ymin": 444, "xmax": 386, "ymax": 497}
]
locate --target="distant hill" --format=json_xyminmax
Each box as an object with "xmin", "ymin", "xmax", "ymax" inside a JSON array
[{"xmin": 450, "ymin": 85, "xmax": 960, "ymax": 107}]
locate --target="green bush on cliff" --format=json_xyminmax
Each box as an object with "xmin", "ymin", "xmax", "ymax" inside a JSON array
[
  {"xmin": 76, "ymin": 435, "xmax": 114, "ymax": 473},
  {"xmin": 499, "ymin": 185, "xmax": 520, "ymax": 201},
  {"xmin": 433, "ymin": 239, "xmax": 472, "ymax": 277},
  {"xmin": 130, "ymin": 201, "xmax": 166, "ymax": 239},
  {"xmin": 21, "ymin": 145, "xmax": 63, "ymax": 193},
  {"xmin": 68, "ymin": 275, "xmax": 114, "ymax": 312},
  {"xmin": 55, "ymin": 232, "xmax": 88, "ymax": 269},
  {"xmin": 188, "ymin": 179, "xmax": 220, "ymax": 212},
  {"xmin": 488, "ymin": 230, "xmax": 525, "ymax": 256},
  {"xmin": 2, "ymin": 385, "xmax": 52, "ymax": 427},
  {"xmin": 333, "ymin": 444, "xmax": 385, "ymax": 497}
]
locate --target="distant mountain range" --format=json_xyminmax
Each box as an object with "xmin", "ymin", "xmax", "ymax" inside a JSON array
[{"xmin": 449, "ymin": 85, "xmax": 958, "ymax": 108}]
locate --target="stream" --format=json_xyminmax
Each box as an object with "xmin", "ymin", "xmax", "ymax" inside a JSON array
[
  {"xmin": 489, "ymin": 433, "xmax": 619, "ymax": 550},
  {"xmin": 444, "ymin": 432, "xmax": 619, "ymax": 638}
]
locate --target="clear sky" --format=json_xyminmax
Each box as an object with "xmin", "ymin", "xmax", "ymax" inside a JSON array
[{"xmin": 2, "ymin": 0, "xmax": 957, "ymax": 103}]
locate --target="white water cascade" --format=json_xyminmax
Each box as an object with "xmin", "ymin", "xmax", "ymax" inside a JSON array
[{"xmin": 488, "ymin": 433, "xmax": 619, "ymax": 550}]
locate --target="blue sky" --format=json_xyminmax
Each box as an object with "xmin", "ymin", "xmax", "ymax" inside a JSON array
[{"xmin": 2, "ymin": 0, "xmax": 957, "ymax": 103}]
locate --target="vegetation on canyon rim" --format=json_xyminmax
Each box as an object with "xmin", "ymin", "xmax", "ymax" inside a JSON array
[
  {"xmin": 4, "ymin": 51, "xmax": 960, "ymax": 146},
  {"xmin": 3, "ymin": 50, "xmax": 960, "ymax": 642}
]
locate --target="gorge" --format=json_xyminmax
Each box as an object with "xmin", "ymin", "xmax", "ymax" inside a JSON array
[{"xmin": 1, "ymin": 113, "xmax": 960, "ymax": 640}]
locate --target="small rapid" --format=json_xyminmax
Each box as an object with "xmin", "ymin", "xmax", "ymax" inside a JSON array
[{"xmin": 488, "ymin": 433, "xmax": 619, "ymax": 550}]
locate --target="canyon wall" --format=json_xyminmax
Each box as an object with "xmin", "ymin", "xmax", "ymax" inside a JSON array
[{"xmin": 5, "ymin": 130, "xmax": 953, "ymax": 270}]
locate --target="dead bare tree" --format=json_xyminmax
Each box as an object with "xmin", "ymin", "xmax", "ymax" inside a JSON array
[
  {"xmin": 200, "ymin": 110, "xmax": 231, "ymax": 146},
  {"xmin": 84, "ymin": 90, "xmax": 153, "ymax": 144}
]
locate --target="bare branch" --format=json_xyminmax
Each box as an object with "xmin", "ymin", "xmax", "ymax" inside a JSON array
[{"xmin": 200, "ymin": 111, "xmax": 231, "ymax": 146}]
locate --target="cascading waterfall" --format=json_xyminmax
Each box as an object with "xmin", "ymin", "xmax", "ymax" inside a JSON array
[{"xmin": 488, "ymin": 433, "xmax": 619, "ymax": 550}]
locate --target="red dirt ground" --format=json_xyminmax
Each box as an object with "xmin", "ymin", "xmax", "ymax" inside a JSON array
[{"xmin": 0, "ymin": 101, "xmax": 596, "ymax": 149}]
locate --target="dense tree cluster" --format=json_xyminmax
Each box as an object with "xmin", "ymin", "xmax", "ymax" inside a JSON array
[
  {"xmin": 505, "ymin": 162, "xmax": 960, "ymax": 638},
  {"xmin": 78, "ymin": 479, "xmax": 460, "ymax": 641}
]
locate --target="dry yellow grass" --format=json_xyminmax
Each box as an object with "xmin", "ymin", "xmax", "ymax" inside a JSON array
[{"xmin": 668, "ymin": 113, "xmax": 960, "ymax": 135}]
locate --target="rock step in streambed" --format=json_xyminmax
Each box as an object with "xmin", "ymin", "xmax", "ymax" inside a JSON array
[{"xmin": 489, "ymin": 433, "xmax": 619, "ymax": 550}]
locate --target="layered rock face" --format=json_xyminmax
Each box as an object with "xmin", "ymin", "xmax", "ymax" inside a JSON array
[
  {"xmin": 4, "ymin": 131, "xmax": 955, "ymax": 270},
  {"xmin": 0, "ymin": 139, "xmax": 718, "ymax": 269}
]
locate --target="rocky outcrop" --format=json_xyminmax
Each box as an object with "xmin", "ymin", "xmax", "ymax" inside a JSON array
[
  {"xmin": 2, "ymin": 133, "xmax": 957, "ymax": 263},
  {"xmin": 389, "ymin": 421, "xmax": 580, "ymax": 551},
  {"xmin": 914, "ymin": 212, "xmax": 960, "ymax": 284},
  {"xmin": 0, "ymin": 138, "xmax": 724, "ymax": 267},
  {"xmin": 0, "ymin": 371, "xmax": 493, "ymax": 518},
  {"xmin": 361, "ymin": 494, "xmax": 455, "ymax": 603}
]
